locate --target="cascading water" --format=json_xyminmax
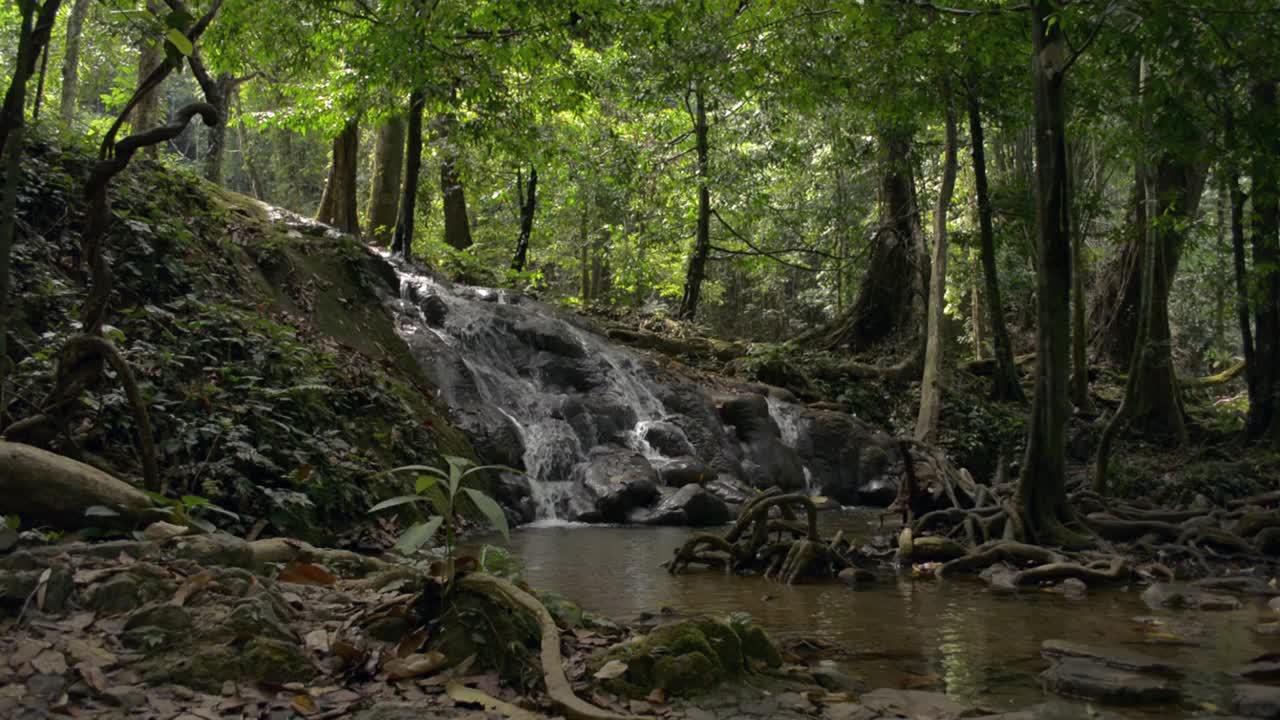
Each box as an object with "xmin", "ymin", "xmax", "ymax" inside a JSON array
[
  {"xmin": 766, "ymin": 397, "xmax": 814, "ymax": 493},
  {"xmin": 381, "ymin": 254, "xmax": 675, "ymax": 522}
]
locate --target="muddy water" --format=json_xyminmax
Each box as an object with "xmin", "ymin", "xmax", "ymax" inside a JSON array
[{"xmin": 484, "ymin": 510, "xmax": 1278, "ymax": 717}]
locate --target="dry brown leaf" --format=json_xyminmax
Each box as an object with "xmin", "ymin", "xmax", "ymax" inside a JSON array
[
  {"xmin": 384, "ymin": 651, "xmax": 448, "ymax": 680},
  {"xmin": 173, "ymin": 571, "xmax": 215, "ymax": 607},
  {"xmin": 76, "ymin": 662, "xmax": 108, "ymax": 692},
  {"xmin": 445, "ymin": 681, "xmax": 540, "ymax": 720},
  {"xmin": 278, "ymin": 560, "xmax": 337, "ymax": 587},
  {"xmin": 11, "ymin": 639, "xmax": 50, "ymax": 668},
  {"xmin": 63, "ymin": 638, "xmax": 117, "ymax": 669},
  {"xmin": 394, "ymin": 626, "xmax": 430, "ymax": 658},
  {"xmin": 290, "ymin": 694, "xmax": 319, "ymax": 716},
  {"xmin": 592, "ymin": 659, "xmax": 628, "ymax": 680},
  {"xmin": 304, "ymin": 629, "xmax": 330, "ymax": 654},
  {"xmin": 645, "ymin": 687, "xmax": 666, "ymax": 705},
  {"xmin": 30, "ymin": 649, "xmax": 68, "ymax": 675}
]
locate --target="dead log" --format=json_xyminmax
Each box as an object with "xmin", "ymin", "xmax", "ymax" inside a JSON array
[{"xmin": 0, "ymin": 441, "xmax": 154, "ymax": 527}]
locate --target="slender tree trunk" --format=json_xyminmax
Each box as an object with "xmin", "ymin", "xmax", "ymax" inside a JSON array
[
  {"xmin": 1069, "ymin": 142, "xmax": 1093, "ymax": 412},
  {"xmin": 972, "ymin": 266, "xmax": 983, "ymax": 361},
  {"xmin": 438, "ymin": 111, "xmax": 473, "ymax": 251},
  {"xmin": 579, "ymin": 200, "xmax": 591, "ymax": 301},
  {"xmin": 234, "ymin": 91, "xmax": 264, "ymax": 200},
  {"xmin": 1215, "ymin": 172, "xmax": 1229, "ymax": 348},
  {"xmin": 1019, "ymin": 0, "xmax": 1087, "ymax": 547},
  {"xmin": 392, "ymin": 89, "xmax": 425, "ymax": 262},
  {"xmin": 511, "ymin": 166, "xmax": 538, "ymax": 271},
  {"xmin": 679, "ymin": 84, "xmax": 711, "ymax": 319},
  {"xmin": 202, "ymin": 73, "xmax": 235, "ymax": 186},
  {"xmin": 134, "ymin": 3, "xmax": 163, "ymax": 157},
  {"xmin": 59, "ymin": 0, "xmax": 92, "ymax": 124},
  {"xmin": 1248, "ymin": 79, "xmax": 1280, "ymax": 442},
  {"xmin": 32, "ymin": 37, "xmax": 50, "ymax": 121},
  {"xmin": 367, "ymin": 115, "xmax": 406, "ymax": 246},
  {"xmin": 915, "ymin": 89, "xmax": 958, "ymax": 443},
  {"xmin": 968, "ymin": 90, "xmax": 1024, "ymax": 402},
  {"xmin": 316, "ymin": 119, "xmax": 360, "ymax": 234},
  {"xmin": 1225, "ymin": 108, "xmax": 1257, "ymax": 417}
]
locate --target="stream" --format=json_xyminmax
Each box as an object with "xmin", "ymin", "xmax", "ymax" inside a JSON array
[{"xmin": 478, "ymin": 509, "xmax": 1276, "ymax": 718}]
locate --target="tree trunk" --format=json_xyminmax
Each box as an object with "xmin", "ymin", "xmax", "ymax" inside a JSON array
[
  {"xmin": 1248, "ymin": 79, "xmax": 1280, "ymax": 442},
  {"xmin": 511, "ymin": 166, "xmax": 538, "ymax": 271},
  {"xmin": 367, "ymin": 115, "xmax": 406, "ymax": 246},
  {"xmin": 968, "ymin": 90, "xmax": 1024, "ymax": 403},
  {"xmin": 316, "ymin": 119, "xmax": 360, "ymax": 234},
  {"xmin": 133, "ymin": 3, "xmax": 164, "ymax": 156},
  {"xmin": 915, "ymin": 89, "xmax": 958, "ymax": 443},
  {"xmin": 234, "ymin": 90, "xmax": 264, "ymax": 199},
  {"xmin": 32, "ymin": 36, "xmax": 50, "ymax": 120},
  {"xmin": 1069, "ymin": 142, "xmax": 1093, "ymax": 413},
  {"xmin": 439, "ymin": 113, "xmax": 473, "ymax": 251},
  {"xmin": 679, "ymin": 84, "xmax": 711, "ymax": 319},
  {"xmin": 806, "ymin": 126, "xmax": 925, "ymax": 351},
  {"xmin": 58, "ymin": 0, "xmax": 91, "ymax": 124},
  {"xmin": 1225, "ymin": 109, "xmax": 1257, "ymax": 427},
  {"xmin": 1019, "ymin": 0, "xmax": 1087, "ymax": 547},
  {"xmin": 392, "ymin": 89, "xmax": 425, "ymax": 262},
  {"xmin": 1214, "ymin": 171, "xmax": 1229, "ymax": 348},
  {"xmin": 202, "ymin": 73, "xmax": 235, "ymax": 186}
]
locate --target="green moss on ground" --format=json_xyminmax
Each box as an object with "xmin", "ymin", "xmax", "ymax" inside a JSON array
[{"xmin": 6, "ymin": 134, "xmax": 474, "ymax": 540}]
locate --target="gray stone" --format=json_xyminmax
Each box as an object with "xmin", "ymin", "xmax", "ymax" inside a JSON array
[
  {"xmin": 1040, "ymin": 658, "xmax": 1179, "ymax": 705},
  {"xmin": 837, "ymin": 568, "xmax": 876, "ymax": 588},
  {"xmin": 644, "ymin": 421, "xmax": 697, "ymax": 457},
  {"xmin": 1141, "ymin": 582, "xmax": 1241, "ymax": 611},
  {"xmin": 573, "ymin": 446, "xmax": 661, "ymax": 523},
  {"xmin": 971, "ymin": 701, "xmax": 1126, "ymax": 719},
  {"xmin": 169, "ymin": 533, "xmax": 254, "ymax": 569},
  {"xmin": 1234, "ymin": 684, "xmax": 1280, "ymax": 718},
  {"xmin": 1040, "ymin": 639, "xmax": 1179, "ymax": 675},
  {"xmin": 859, "ymin": 688, "xmax": 970, "ymax": 720},
  {"xmin": 1236, "ymin": 661, "xmax": 1280, "ymax": 683},
  {"xmin": 660, "ymin": 458, "xmax": 713, "ymax": 487},
  {"xmin": 641, "ymin": 485, "xmax": 730, "ymax": 527},
  {"xmin": 101, "ymin": 685, "xmax": 147, "ymax": 710}
]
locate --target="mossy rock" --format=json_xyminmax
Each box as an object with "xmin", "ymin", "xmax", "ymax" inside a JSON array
[
  {"xmin": 428, "ymin": 587, "xmax": 543, "ymax": 690},
  {"xmin": 538, "ymin": 591, "xmax": 585, "ymax": 629},
  {"xmin": 588, "ymin": 615, "xmax": 781, "ymax": 698},
  {"xmin": 139, "ymin": 637, "xmax": 312, "ymax": 691}
]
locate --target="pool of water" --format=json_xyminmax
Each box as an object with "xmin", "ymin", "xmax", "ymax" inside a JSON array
[{"xmin": 477, "ymin": 510, "xmax": 1277, "ymax": 716}]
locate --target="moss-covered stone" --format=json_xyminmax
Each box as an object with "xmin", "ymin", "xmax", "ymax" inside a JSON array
[
  {"xmin": 538, "ymin": 591, "xmax": 585, "ymax": 629},
  {"xmin": 588, "ymin": 615, "xmax": 781, "ymax": 698}
]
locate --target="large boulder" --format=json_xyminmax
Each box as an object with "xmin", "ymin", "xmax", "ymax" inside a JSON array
[
  {"xmin": 642, "ymin": 421, "xmax": 696, "ymax": 457},
  {"xmin": 717, "ymin": 394, "xmax": 805, "ymax": 492},
  {"xmin": 658, "ymin": 457, "xmax": 712, "ymax": 487},
  {"xmin": 587, "ymin": 616, "xmax": 781, "ymax": 698},
  {"xmin": 1040, "ymin": 658, "xmax": 1179, "ymax": 705},
  {"xmin": 781, "ymin": 409, "xmax": 902, "ymax": 506},
  {"xmin": 635, "ymin": 485, "xmax": 731, "ymax": 527},
  {"xmin": 572, "ymin": 446, "xmax": 660, "ymax": 523}
]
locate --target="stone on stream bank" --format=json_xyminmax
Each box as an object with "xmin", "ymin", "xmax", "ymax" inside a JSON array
[
  {"xmin": 587, "ymin": 615, "xmax": 783, "ymax": 698},
  {"xmin": 1039, "ymin": 640, "xmax": 1181, "ymax": 706}
]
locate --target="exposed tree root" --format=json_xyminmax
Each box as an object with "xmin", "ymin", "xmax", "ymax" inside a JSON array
[
  {"xmin": 938, "ymin": 541, "xmax": 1062, "ymax": 578},
  {"xmin": 1011, "ymin": 557, "xmax": 1130, "ymax": 587},
  {"xmin": 458, "ymin": 574, "xmax": 648, "ymax": 720},
  {"xmin": 668, "ymin": 493, "xmax": 835, "ymax": 583}
]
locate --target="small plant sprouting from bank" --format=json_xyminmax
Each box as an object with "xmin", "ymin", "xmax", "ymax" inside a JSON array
[{"xmin": 369, "ymin": 456, "xmax": 514, "ymax": 589}]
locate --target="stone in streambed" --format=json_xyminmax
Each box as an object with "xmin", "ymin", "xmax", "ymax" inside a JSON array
[
  {"xmin": 1141, "ymin": 582, "xmax": 1241, "ymax": 611},
  {"xmin": 858, "ymin": 688, "xmax": 970, "ymax": 720},
  {"xmin": 659, "ymin": 457, "xmax": 712, "ymax": 487},
  {"xmin": 1040, "ymin": 658, "xmax": 1179, "ymax": 705},
  {"xmin": 1234, "ymin": 684, "xmax": 1280, "ymax": 718},
  {"xmin": 635, "ymin": 485, "xmax": 730, "ymax": 527},
  {"xmin": 838, "ymin": 567, "xmax": 876, "ymax": 588},
  {"xmin": 574, "ymin": 446, "xmax": 660, "ymax": 523},
  {"xmin": 1040, "ymin": 640, "xmax": 1179, "ymax": 675}
]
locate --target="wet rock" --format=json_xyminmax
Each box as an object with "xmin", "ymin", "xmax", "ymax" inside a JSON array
[
  {"xmin": 704, "ymin": 474, "xmax": 754, "ymax": 506},
  {"xmin": 1040, "ymin": 640, "xmax": 1179, "ymax": 675},
  {"xmin": 838, "ymin": 568, "xmax": 876, "ymax": 588},
  {"xmin": 857, "ymin": 476, "xmax": 899, "ymax": 507},
  {"xmin": 538, "ymin": 591, "xmax": 585, "ymax": 629},
  {"xmin": 574, "ymin": 446, "xmax": 660, "ymax": 523},
  {"xmin": 1234, "ymin": 684, "xmax": 1280, "ymax": 718},
  {"xmin": 0, "ymin": 569, "xmax": 42, "ymax": 609},
  {"xmin": 1236, "ymin": 660, "xmax": 1280, "ymax": 683},
  {"xmin": 659, "ymin": 457, "xmax": 712, "ymax": 487},
  {"xmin": 787, "ymin": 409, "xmax": 902, "ymax": 507},
  {"xmin": 717, "ymin": 395, "xmax": 805, "ymax": 492},
  {"xmin": 859, "ymin": 688, "xmax": 970, "ymax": 720},
  {"xmin": 1258, "ymin": 528, "xmax": 1280, "ymax": 556},
  {"xmin": 643, "ymin": 421, "xmax": 696, "ymax": 457},
  {"xmin": 822, "ymin": 703, "xmax": 879, "ymax": 720},
  {"xmin": 492, "ymin": 471, "xmax": 535, "ymax": 525},
  {"xmin": 1141, "ymin": 582, "xmax": 1242, "ymax": 611},
  {"xmin": 421, "ymin": 294, "xmax": 448, "ymax": 326},
  {"xmin": 1194, "ymin": 576, "xmax": 1278, "ymax": 596},
  {"xmin": 971, "ymin": 701, "xmax": 1126, "ymax": 719},
  {"xmin": 979, "ymin": 564, "xmax": 1018, "ymax": 592},
  {"xmin": 900, "ymin": 535, "xmax": 966, "ymax": 563},
  {"xmin": 1237, "ymin": 511, "xmax": 1280, "ymax": 538},
  {"xmin": 810, "ymin": 665, "xmax": 865, "ymax": 694},
  {"xmin": 1040, "ymin": 658, "xmax": 1179, "ymax": 704},
  {"xmin": 640, "ymin": 485, "xmax": 730, "ymax": 527},
  {"xmin": 1052, "ymin": 578, "xmax": 1088, "ymax": 599},
  {"xmin": 101, "ymin": 685, "xmax": 147, "ymax": 710}
]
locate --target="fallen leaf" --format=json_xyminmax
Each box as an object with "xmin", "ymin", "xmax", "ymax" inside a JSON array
[
  {"xmin": 76, "ymin": 662, "xmax": 107, "ymax": 693},
  {"xmin": 30, "ymin": 650, "xmax": 68, "ymax": 675},
  {"xmin": 278, "ymin": 561, "xmax": 337, "ymax": 587},
  {"xmin": 10, "ymin": 640, "xmax": 50, "ymax": 668},
  {"xmin": 384, "ymin": 652, "xmax": 449, "ymax": 680},
  {"xmin": 645, "ymin": 687, "xmax": 667, "ymax": 705},
  {"xmin": 445, "ymin": 680, "xmax": 539, "ymax": 720},
  {"xmin": 35, "ymin": 568, "xmax": 52, "ymax": 611},
  {"xmin": 395, "ymin": 627, "xmax": 430, "ymax": 658},
  {"xmin": 291, "ymin": 694, "xmax": 318, "ymax": 716},
  {"xmin": 173, "ymin": 572, "xmax": 214, "ymax": 607},
  {"xmin": 63, "ymin": 638, "xmax": 117, "ymax": 669},
  {"xmin": 304, "ymin": 629, "xmax": 330, "ymax": 654},
  {"xmin": 592, "ymin": 659, "xmax": 629, "ymax": 681}
]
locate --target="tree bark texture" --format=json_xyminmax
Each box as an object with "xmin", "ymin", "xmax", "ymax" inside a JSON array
[
  {"xmin": 679, "ymin": 85, "xmax": 711, "ymax": 319},
  {"xmin": 367, "ymin": 115, "xmax": 406, "ymax": 246},
  {"xmin": 316, "ymin": 119, "xmax": 360, "ymax": 234},
  {"xmin": 58, "ymin": 0, "xmax": 92, "ymax": 124},
  {"xmin": 511, "ymin": 166, "xmax": 538, "ymax": 272},
  {"xmin": 392, "ymin": 89, "xmax": 425, "ymax": 262}
]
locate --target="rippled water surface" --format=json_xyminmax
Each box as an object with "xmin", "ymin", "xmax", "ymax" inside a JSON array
[{"xmin": 481, "ymin": 510, "xmax": 1278, "ymax": 716}]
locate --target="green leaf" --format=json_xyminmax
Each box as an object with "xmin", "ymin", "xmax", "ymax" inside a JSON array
[
  {"xmin": 461, "ymin": 464, "xmax": 522, "ymax": 479},
  {"xmin": 180, "ymin": 495, "xmax": 210, "ymax": 507},
  {"xmin": 3, "ymin": 515, "xmax": 18, "ymax": 530},
  {"xmin": 397, "ymin": 515, "xmax": 444, "ymax": 554},
  {"xmin": 462, "ymin": 488, "xmax": 509, "ymax": 541},
  {"xmin": 379, "ymin": 464, "xmax": 448, "ymax": 479},
  {"xmin": 166, "ymin": 28, "xmax": 193, "ymax": 57},
  {"xmin": 164, "ymin": 9, "xmax": 195, "ymax": 30},
  {"xmin": 368, "ymin": 495, "xmax": 426, "ymax": 513},
  {"xmin": 415, "ymin": 475, "xmax": 438, "ymax": 494}
]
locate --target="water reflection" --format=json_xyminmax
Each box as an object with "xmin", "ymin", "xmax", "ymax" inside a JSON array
[{"xmin": 476, "ymin": 511, "xmax": 1280, "ymax": 716}]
